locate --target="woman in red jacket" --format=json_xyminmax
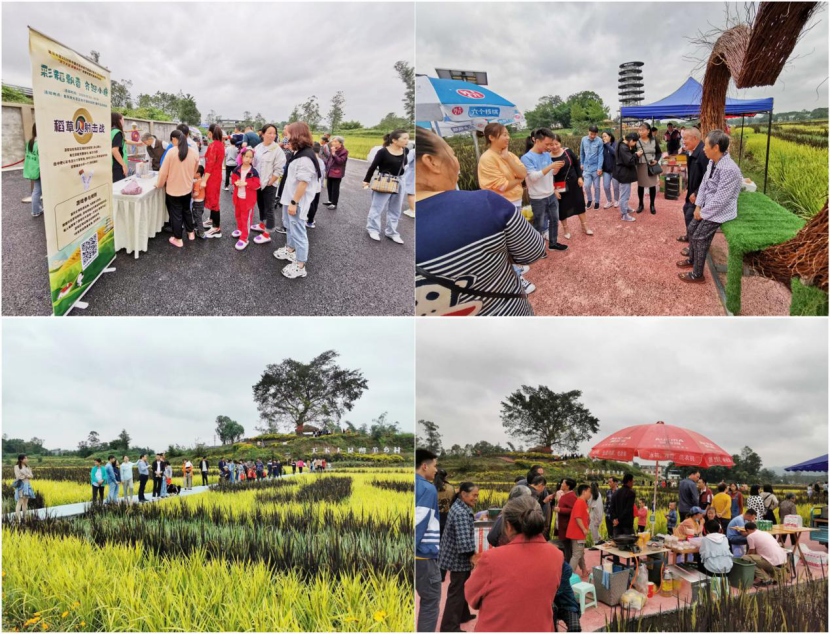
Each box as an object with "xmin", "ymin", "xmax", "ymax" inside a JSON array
[
  {"xmin": 465, "ymin": 495, "xmax": 563, "ymax": 632},
  {"xmin": 230, "ymin": 148, "xmax": 261, "ymax": 250},
  {"xmin": 203, "ymin": 125, "xmax": 225, "ymax": 238},
  {"xmin": 323, "ymin": 136, "xmax": 348, "ymax": 210}
]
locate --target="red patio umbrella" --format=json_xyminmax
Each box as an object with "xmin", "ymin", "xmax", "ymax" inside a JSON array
[{"xmin": 589, "ymin": 421, "xmax": 734, "ymax": 533}]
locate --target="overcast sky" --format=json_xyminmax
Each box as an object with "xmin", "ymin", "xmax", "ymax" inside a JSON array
[
  {"xmin": 3, "ymin": 318, "xmax": 415, "ymax": 451},
  {"xmin": 2, "ymin": 2, "xmax": 414, "ymax": 126},
  {"xmin": 417, "ymin": 319, "xmax": 828, "ymax": 470},
  {"xmin": 416, "ymin": 2, "xmax": 829, "ymax": 115}
]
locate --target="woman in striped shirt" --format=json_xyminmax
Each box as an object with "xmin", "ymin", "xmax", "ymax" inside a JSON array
[{"xmin": 415, "ymin": 128, "xmax": 546, "ymax": 317}]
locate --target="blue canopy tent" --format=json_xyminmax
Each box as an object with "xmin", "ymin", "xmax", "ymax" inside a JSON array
[
  {"xmin": 620, "ymin": 77, "xmax": 775, "ymax": 192},
  {"xmin": 785, "ymin": 455, "xmax": 829, "ymax": 473}
]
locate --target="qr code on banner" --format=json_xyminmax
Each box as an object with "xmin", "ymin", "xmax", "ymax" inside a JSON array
[{"xmin": 80, "ymin": 233, "xmax": 98, "ymax": 271}]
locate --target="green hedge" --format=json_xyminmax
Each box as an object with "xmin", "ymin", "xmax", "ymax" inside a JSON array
[
  {"xmin": 722, "ymin": 192, "xmax": 805, "ymax": 314},
  {"xmin": 790, "ymin": 278, "xmax": 829, "ymax": 316}
]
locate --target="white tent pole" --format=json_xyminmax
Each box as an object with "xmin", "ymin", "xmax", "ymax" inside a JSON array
[
  {"xmin": 472, "ymin": 130, "xmax": 481, "ymax": 163},
  {"xmin": 652, "ymin": 460, "xmax": 659, "ymax": 534}
]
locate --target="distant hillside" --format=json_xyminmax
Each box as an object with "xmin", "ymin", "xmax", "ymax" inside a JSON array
[
  {"xmin": 436, "ymin": 454, "xmax": 651, "ymax": 482},
  {"xmin": 4, "ymin": 432, "xmax": 414, "ymax": 466}
]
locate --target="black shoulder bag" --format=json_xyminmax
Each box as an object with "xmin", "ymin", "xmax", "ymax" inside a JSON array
[{"xmin": 639, "ymin": 140, "xmax": 663, "ymax": 176}]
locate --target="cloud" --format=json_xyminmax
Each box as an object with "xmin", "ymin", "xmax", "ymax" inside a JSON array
[
  {"xmin": 416, "ymin": 318, "xmax": 828, "ymax": 469},
  {"xmin": 3, "ymin": 3, "xmax": 414, "ymax": 126},
  {"xmin": 3, "ymin": 318, "xmax": 415, "ymax": 450},
  {"xmin": 416, "ymin": 2, "xmax": 828, "ymax": 114}
]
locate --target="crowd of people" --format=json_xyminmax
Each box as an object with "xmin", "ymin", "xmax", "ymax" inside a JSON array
[
  {"xmin": 22, "ymin": 113, "xmax": 413, "ymax": 281},
  {"xmin": 416, "ymin": 450, "xmax": 584, "ymax": 632},
  {"xmin": 415, "ymin": 450, "xmax": 827, "ymax": 632},
  {"xmin": 9, "ymin": 451, "xmax": 328, "ymax": 518},
  {"xmin": 414, "ymin": 119, "xmax": 745, "ymax": 316}
]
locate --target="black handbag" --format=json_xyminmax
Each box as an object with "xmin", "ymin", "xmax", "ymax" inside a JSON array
[{"xmin": 639, "ymin": 140, "xmax": 663, "ymax": 176}]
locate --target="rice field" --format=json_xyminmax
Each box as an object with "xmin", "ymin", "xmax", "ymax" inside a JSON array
[
  {"xmin": 1, "ymin": 469, "xmax": 414, "ymax": 632},
  {"xmin": 734, "ymin": 123, "xmax": 828, "ymax": 219}
]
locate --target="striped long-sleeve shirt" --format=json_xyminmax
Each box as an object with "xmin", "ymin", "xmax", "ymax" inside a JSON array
[
  {"xmin": 416, "ymin": 190, "xmax": 546, "ymax": 317},
  {"xmin": 416, "ymin": 474, "xmax": 441, "ymax": 559},
  {"xmin": 696, "ymin": 152, "xmax": 743, "ymax": 224}
]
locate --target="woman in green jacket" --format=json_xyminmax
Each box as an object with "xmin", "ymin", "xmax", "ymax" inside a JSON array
[
  {"xmin": 90, "ymin": 458, "xmax": 106, "ymax": 505},
  {"xmin": 23, "ymin": 124, "xmax": 43, "ymax": 217}
]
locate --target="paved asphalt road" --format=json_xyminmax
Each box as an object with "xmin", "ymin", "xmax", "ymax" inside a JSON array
[{"xmin": 2, "ymin": 158, "xmax": 414, "ymax": 316}]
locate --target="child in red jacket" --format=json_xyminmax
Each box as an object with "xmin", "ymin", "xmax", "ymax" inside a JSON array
[{"xmin": 230, "ymin": 148, "xmax": 261, "ymax": 250}]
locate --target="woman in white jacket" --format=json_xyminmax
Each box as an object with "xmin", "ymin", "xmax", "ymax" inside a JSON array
[
  {"xmin": 699, "ymin": 520, "xmax": 734, "ymax": 576},
  {"xmin": 588, "ymin": 482, "xmax": 605, "ymax": 544}
]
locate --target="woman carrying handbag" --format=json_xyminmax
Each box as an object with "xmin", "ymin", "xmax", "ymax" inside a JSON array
[
  {"xmin": 635, "ymin": 122, "xmax": 662, "ymax": 214},
  {"xmin": 363, "ymin": 129, "xmax": 410, "ymax": 244}
]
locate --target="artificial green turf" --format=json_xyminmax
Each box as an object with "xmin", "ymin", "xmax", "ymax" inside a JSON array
[
  {"xmin": 721, "ymin": 191, "xmax": 806, "ymax": 314},
  {"xmin": 790, "ymin": 278, "xmax": 829, "ymax": 316}
]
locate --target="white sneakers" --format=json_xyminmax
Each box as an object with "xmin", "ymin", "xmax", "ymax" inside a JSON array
[
  {"xmin": 368, "ymin": 231, "xmax": 381, "ymax": 241},
  {"xmin": 273, "ymin": 247, "xmax": 297, "ymax": 263},
  {"xmin": 281, "ymin": 262, "xmax": 307, "ymax": 278},
  {"xmin": 388, "ymin": 235, "xmax": 404, "ymax": 244},
  {"xmin": 603, "ymin": 202, "xmax": 614, "ymax": 209},
  {"xmin": 205, "ymin": 227, "xmax": 222, "ymax": 239},
  {"xmin": 521, "ymin": 278, "xmax": 536, "ymax": 295},
  {"xmin": 519, "ymin": 265, "xmax": 531, "ymax": 275}
]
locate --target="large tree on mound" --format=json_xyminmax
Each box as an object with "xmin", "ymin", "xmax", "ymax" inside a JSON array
[
  {"xmin": 500, "ymin": 387, "xmax": 599, "ymax": 452},
  {"xmin": 252, "ymin": 351, "xmax": 368, "ymax": 434}
]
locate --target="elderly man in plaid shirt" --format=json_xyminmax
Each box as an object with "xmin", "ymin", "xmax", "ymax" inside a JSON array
[{"xmin": 677, "ymin": 129, "xmax": 743, "ymax": 283}]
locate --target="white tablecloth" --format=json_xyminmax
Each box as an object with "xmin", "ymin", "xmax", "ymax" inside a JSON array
[{"xmin": 112, "ymin": 175, "xmax": 168, "ymax": 259}]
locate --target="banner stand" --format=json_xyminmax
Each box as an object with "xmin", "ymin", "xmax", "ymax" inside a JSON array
[
  {"xmin": 29, "ymin": 27, "xmax": 116, "ymax": 316},
  {"xmin": 64, "ymin": 258, "xmax": 117, "ymax": 314}
]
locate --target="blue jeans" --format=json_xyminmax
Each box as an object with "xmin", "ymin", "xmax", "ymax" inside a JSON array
[
  {"xmin": 529, "ymin": 194, "xmax": 559, "ymax": 245},
  {"xmin": 107, "ymin": 482, "xmax": 119, "ymax": 503},
  {"xmin": 367, "ymin": 189, "xmax": 403, "ymax": 238},
  {"xmin": 31, "ymin": 178, "xmax": 43, "ymax": 216},
  {"xmin": 618, "ymin": 183, "xmax": 632, "ymax": 217},
  {"xmin": 282, "ymin": 205, "xmax": 309, "ymax": 263},
  {"xmin": 603, "ymin": 173, "xmax": 620, "ymax": 203},
  {"xmin": 160, "ymin": 478, "xmax": 168, "ymax": 497},
  {"xmin": 583, "ymin": 170, "xmax": 601, "ymax": 203}
]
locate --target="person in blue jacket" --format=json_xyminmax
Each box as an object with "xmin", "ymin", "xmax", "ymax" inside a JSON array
[
  {"xmin": 416, "ymin": 449, "xmax": 441, "ymax": 632},
  {"xmin": 105, "ymin": 456, "xmax": 119, "ymax": 503}
]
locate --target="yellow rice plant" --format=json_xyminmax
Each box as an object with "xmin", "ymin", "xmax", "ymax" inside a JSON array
[
  {"xmin": 2, "ymin": 529, "xmax": 413, "ymax": 632},
  {"xmin": 4, "ymin": 477, "xmax": 191, "ymax": 508},
  {"xmin": 738, "ymin": 129, "xmax": 828, "ymax": 218}
]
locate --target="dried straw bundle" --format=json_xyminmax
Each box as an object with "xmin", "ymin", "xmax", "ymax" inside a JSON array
[
  {"xmin": 737, "ymin": 2, "xmax": 821, "ymax": 88},
  {"xmin": 747, "ymin": 201, "xmax": 829, "ymax": 291},
  {"xmin": 700, "ymin": 2, "xmax": 819, "ymax": 134},
  {"xmin": 701, "ymin": 25, "xmax": 751, "ymax": 134}
]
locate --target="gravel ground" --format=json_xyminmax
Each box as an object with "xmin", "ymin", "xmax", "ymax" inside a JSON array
[
  {"xmin": 526, "ymin": 193, "xmax": 790, "ymax": 316},
  {"xmin": 2, "ymin": 160, "xmax": 414, "ymax": 316}
]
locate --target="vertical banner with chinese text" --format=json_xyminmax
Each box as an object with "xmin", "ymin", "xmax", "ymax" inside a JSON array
[{"xmin": 29, "ymin": 28, "xmax": 115, "ymax": 316}]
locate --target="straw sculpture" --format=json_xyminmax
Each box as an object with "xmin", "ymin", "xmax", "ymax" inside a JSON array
[
  {"xmin": 747, "ymin": 201, "xmax": 829, "ymax": 292},
  {"xmin": 700, "ymin": 2, "xmax": 819, "ymax": 134}
]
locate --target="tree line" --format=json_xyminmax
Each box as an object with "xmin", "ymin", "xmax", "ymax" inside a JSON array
[
  {"xmin": 4, "ymin": 349, "xmax": 408, "ymax": 459},
  {"xmin": 98, "ymin": 48, "xmax": 415, "ymax": 133}
]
